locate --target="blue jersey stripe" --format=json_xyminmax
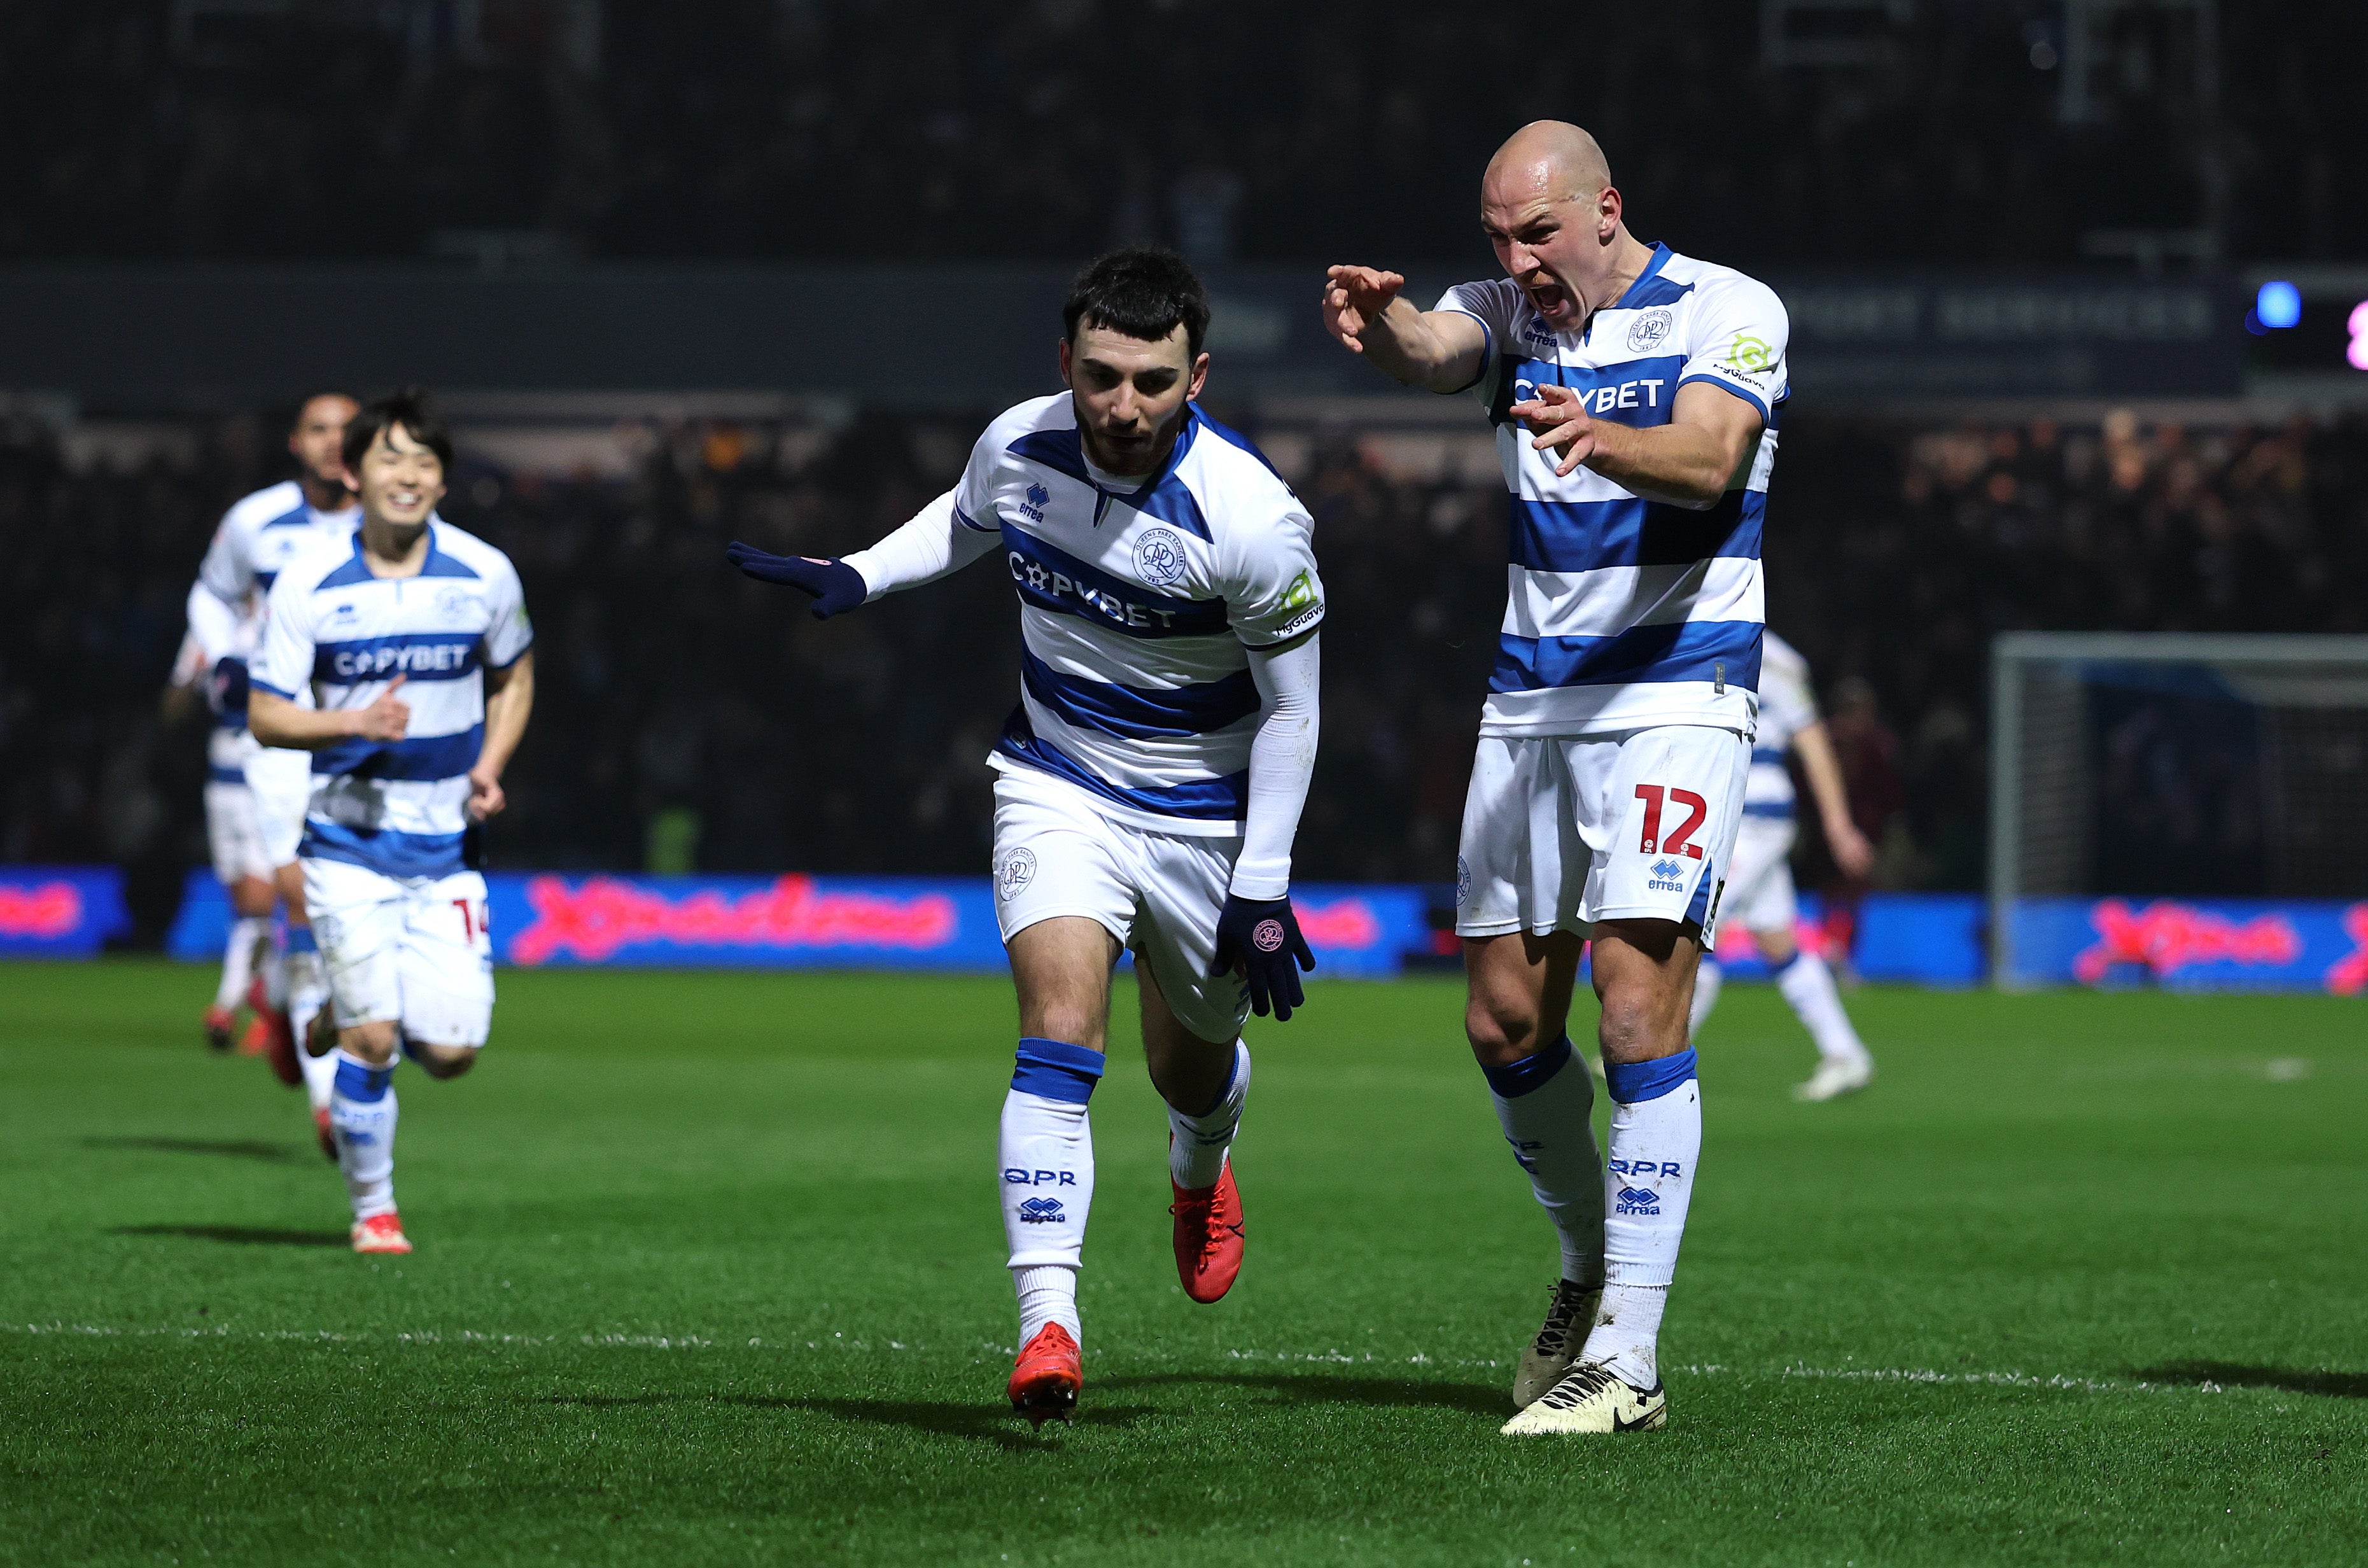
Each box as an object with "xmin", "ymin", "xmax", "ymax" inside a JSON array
[
  {"xmin": 1741, "ymin": 801, "xmax": 1794, "ymax": 818},
  {"xmin": 314, "ymin": 631, "xmax": 482, "ymax": 685},
  {"xmin": 207, "ymin": 764, "xmax": 248, "ymax": 785},
  {"xmin": 1503, "ymin": 354, "xmax": 1686, "ymax": 430},
  {"xmin": 300, "ymin": 818, "xmax": 470, "ymax": 878},
  {"xmin": 1677, "ymin": 370, "xmax": 1773, "ymax": 424},
  {"xmin": 1020, "ymin": 647, "xmax": 1258, "ymax": 741},
  {"xmin": 1751, "ymin": 746, "xmax": 1787, "ymax": 765},
  {"xmin": 1000, "ymin": 522, "xmax": 1229, "ymax": 639},
  {"xmin": 312, "ymin": 724, "xmax": 483, "ymax": 781},
  {"xmin": 995, "ymin": 711, "xmax": 1247, "ymax": 821},
  {"xmin": 1510, "ymin": 488, "xmax": 1762, "ymax": 571},
  {"xmin": 1493, "ymin": 619, "xmax": 1763, "ymax": 694}
]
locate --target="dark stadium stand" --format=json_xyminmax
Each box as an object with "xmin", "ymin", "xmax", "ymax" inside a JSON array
[
  {"xmin": 1, "ymin": 0, "xmax": 2359, "ymax": 267},
  {"xmin": 6, "ymin": 404, "xmax": 2363, "ymax": 939}
]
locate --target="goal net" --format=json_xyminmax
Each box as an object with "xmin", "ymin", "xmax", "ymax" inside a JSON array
[{"xmin": 1989, "ymin": 633, "xmax": 2368, "ymax": 986}]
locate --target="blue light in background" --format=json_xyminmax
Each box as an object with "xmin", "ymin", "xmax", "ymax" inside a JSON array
[{"xmin": 2256, "ymin": 280, "xmax": 2302, "ymax": 329}]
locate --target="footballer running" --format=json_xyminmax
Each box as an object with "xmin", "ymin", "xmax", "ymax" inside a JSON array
[
  {"xmin": 174, "ymin": 391, "xmax": 363, "ymax": 1144},
  {"xmin": 730, "ymin": 249, "xmax": 1324, "ymax": 1424},
  {"xmin": 1324, "ymin": 122, "xmax": 1790, "ymax": 1434},
  {"xmin": 249, "ymin": 389, "xmax": 535, "ymax": 1254}
]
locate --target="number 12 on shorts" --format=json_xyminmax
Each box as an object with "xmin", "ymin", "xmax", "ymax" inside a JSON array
[
  {"xmin": 1635, "ymin": 785, "xmax": 1707, "ymax": 859},
  {"xmin": 452, "ymin": 899, "xmax": 491, "ymax": 942}
]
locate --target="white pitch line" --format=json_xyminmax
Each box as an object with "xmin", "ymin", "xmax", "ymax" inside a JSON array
[{"xmin": 0, "ymin": 1322, "xmax": 2234, "ymax": 1395}]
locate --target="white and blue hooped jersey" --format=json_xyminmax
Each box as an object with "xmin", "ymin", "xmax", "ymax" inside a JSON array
[
  {"xmin": 199, "ymin": 479, "xmax": 363, "ymax": 603},
  {"xmin": 194, "ymin": 480, "xmax": 363, "ymax": 716},
  {"xmin": 1436, "ymin": 243, "xmax": 1788, "ymax": 739},
  {"xmin": 1743, "ymin": 631, "xmax": 1818, "ymax": 822},
  {"xmin": 955, "ymin": 396, "xmax": 1324, "ymax": 837},
  {"xmin": 171, "ymin": 623, "xmax": 262, "ymax": 784},
  {"xmin": 252, "ymin": 522, "xmax": 533, "ymax": 879}
]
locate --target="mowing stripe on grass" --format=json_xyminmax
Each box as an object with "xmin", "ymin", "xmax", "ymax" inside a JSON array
[{"xmin": 2, "ymin": 1321, "xmax": 2242, "ymax": 1396}]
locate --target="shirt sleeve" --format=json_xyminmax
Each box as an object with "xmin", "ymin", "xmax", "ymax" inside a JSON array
[
  {"xmin": 1765, "ymin": 659, "xmax": 1819, "ymax": 743},
  {"xmin": 481, "ymin": 556, "xmax": 534, "ymax": 669},
  {"xmin": 183, "ymin": 577, "xmax": 245, "ymax": 665},
  {"xmin": 1677, "ymin": 274, "xmax": 1790, "ymax": 424},
  {"xmin": 251, "ymin": 569, "xmax": 315, "ymax": 701},
  {"xmin": 197, "ymin": 509, "xmax": 253, "ymax": 605},
  {"xmin": 950, "ymin": 425, "xmax": 1006, "ymax": 535},
  {"xmin": 1433, "ymin": 279, "xmax": 1518, "ymax": 399},
  {"xmin": 1219, "ymin": 496, "xmax": 1326, "ymax": 650}
]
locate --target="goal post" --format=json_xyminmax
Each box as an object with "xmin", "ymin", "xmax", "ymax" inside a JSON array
[{"xmin": 1989, "ymin": 632, "xmax": 2368, "ymax": 988}]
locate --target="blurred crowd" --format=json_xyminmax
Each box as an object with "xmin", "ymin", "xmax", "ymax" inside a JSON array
[
  {"xmin": 6, "ymin": 402, "xmax": 2366, "ymax": 938},
  {"xmin": 3, "ymin": 0, "xmax": 2361, "ymax": 267}
]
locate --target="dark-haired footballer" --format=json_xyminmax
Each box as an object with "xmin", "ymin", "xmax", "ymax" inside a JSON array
[
  {"xmin": 727, "ymin": 249, "xmax": 1326, "ymax": 1422},
  {"xmin": 248, "ymin": 389, "xmax": 535, "ymax": 1256}
]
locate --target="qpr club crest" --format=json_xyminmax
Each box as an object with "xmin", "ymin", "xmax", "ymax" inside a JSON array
[
  {"xmin": 1627, "ymin": 307, "xmax": 1674, "ymax": 352},
  {"xmin": 1131, "ymin": 526, "xmax": 1187, "ymax": 588},
  {"xmin": 997, "ymin": 847, "xmax": 1037, "ymax": 901}
]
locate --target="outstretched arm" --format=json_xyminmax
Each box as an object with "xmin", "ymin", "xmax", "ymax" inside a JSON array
[
  {"xmin": 1321, "ymin": 267, "xmax": 1490, "ymax": 393},
  {"xmin": 726, "ymin": 490, "xmax": 995, "ymax": 617}
]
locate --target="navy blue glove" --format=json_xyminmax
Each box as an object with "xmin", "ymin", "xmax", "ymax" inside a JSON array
[
  {"xmin": 208, "ymin": 655, "xmax": 250, "ymax": 718},
  {"xmin": 1209, "ymin": 894, "xmax": 1317, "ymax": 1021},
  {"xmin": 725, "ymin": 541, "xmax": 867, "ymax": 619}
]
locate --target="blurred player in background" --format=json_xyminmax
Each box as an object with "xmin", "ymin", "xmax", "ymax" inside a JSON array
[
  {"xmin": 183, "ymin": 390, "xmax": 361, "ymax": 1147},
  {"xmin": 729, "ymin": 249, "xmax": 1324, "ymax": 1424},
  {"xmin": 1686, "ymin": 630, "xmax": 1877, "ymax": 1100},
  {"xmin": 250, "ymin": 389, "xmax": 535, "ymax": 1255},
  {"xmin": 162, "ymin": 610, "xmax": 270, "ymax": 1052},
  {"xmin": 1325, "ymin": 122, "xmax": 1786, "ymax": 1434}
]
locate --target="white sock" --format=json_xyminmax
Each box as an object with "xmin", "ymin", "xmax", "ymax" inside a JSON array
[
  {"xmin": 214, "ymin": 916, "xmax": 267, "ymax": 1011},
  {"xmin": 1776, "ymin": 951, "xmax": 1869, "ymax": 1063},
  {"xmin": 1585, "ymin": 1049, "xmax": 1703, "ymax": 1387},
  {"xmin": 1002, "ymin": 1037, "xmax": 1100, "ymax": 1350},
  {"xmin": 284, "ymin": 930, "xmax": 335, "ymax": 1110},
  {"xmin": 1168, "ymin": 1040, "xmax": 1249, "ymax": 1191},
  {"xmin": 259, "ymin": 927, "xmax": 288, "ymax": 1009},
  {"xmin": 1482, "ymin": 1034, "xmax": 1604, "ymax": 1289},
  {"xmin": 1686, "ymin": 958, "xmax": 1723, "ymax": 1044},
  {"xmin": 329, "ymin": 1049, "xmax": 398, "ymax": 1221}
]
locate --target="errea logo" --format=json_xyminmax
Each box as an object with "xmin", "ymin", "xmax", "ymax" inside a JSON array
[{"xmin": 1019, "ymin": 482, "xmax": 1051, "ymax": 524}]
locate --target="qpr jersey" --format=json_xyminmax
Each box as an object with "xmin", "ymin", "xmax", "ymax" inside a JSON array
[
  {"xmin": 195, "ymin": 480, "xmax": 363, "ymax": 716},
  {"xmin": 1436, "ymin": 242, "xmax": 1788, "ymax": 738},
  {"xmin": 1743, "ymin": 631, "xmax": 1818, "ymax": 823},
  {"xmin": 954, "ymin": 395, "xmax": 1325, "ymax": 836},
  {"xmin": 252, "ymin": 522, "xmax": 533, "ymax": 879}
]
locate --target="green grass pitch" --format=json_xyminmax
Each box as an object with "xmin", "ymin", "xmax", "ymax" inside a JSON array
[{"xmin": 3, "ymin": 959, "xmax": 2363, "ymax": 1566}]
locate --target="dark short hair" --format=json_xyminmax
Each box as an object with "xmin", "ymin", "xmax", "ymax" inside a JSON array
[
  {"xmin": 1062, "ymin": 248, "xmax": 1210, "ymax": 360},
  {"xmin": 289, "ymin": 388, "xmax": 360, "ymax": 429},
  {"xmin": 341, "ymin": 386, "xmax": 454, "ymax": 475}
]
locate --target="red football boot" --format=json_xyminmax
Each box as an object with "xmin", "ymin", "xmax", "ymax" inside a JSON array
[
  {"xmin": 351, "ymin": 1212, "xmax": 411, "ymax": 1254},
  {"xmin": 1169, "ymin": 1159, "xmax": 1246, "ymax": 1304},
  {"xmin": 202, "ymin": 1004, "xmax": 236, "ymax": 1053},
  {"xmin": 1007, "ymin": 1322, "xmax": 1081, "ymax": 1426},
  {"xmin": 313, "ymin": 1107, "xmax": 338, "ymax": 1163},
  {"xmin": 251, "ymin": 1005, "xmax": 302, "ymax": 1087}
]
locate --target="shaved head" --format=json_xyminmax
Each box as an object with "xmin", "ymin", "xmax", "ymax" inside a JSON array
[{"xmin": 1484, "ymin": 120, "xmax": 1613, "ymax": 208}]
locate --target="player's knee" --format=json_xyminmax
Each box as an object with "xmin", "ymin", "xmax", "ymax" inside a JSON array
[
  {"xmin": 1596, "ymin": 980, "xmax": 1682, "ymax": 1067},
  {"xmin": 341, "ymin": 1022, "xmax": 399, "ymax": 1065},
  {"xmin": 1464, "ymin": 992, "xmax": 1546, "ymax": 1070},
  {"xmin": 1756, "ymin": 927, "xmax": 1797, "ymax": 966},
  {"xmin": 410, "ymin": 1042, "xmax": 477, "ymax": 1080},
  {"xmin": 231, "ymin": 877, "xmax": 275, "ymax": 918}
]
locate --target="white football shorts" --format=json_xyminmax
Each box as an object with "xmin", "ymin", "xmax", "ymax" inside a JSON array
[
  {"xmin": 1455, "ymin": 724, "xmax": 1751, "ymax": 948},
  {"xmin": 204, "ymin": 781, "xmax": 273, "ymax": 885},
  {"xmin": 1722, "ymin": 812, "xmax": 1800, "ymax": 935},
  {"xmin": 244, "ymin": 746, "xmax": 316, "ymax": 870},
  {"xmin": 990, "ymin": 767, "xmax": 1251, "ymax": 1046},
  {"xmin": 303, "ymin": 857, "xmax": 494, "ymax": 1047}
]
